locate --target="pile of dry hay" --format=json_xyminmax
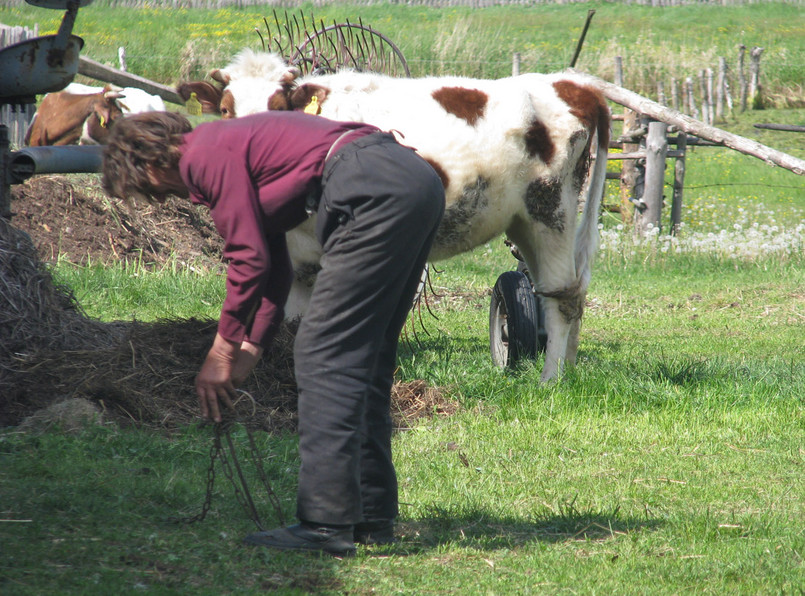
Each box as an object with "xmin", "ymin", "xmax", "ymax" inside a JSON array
[{"xmin": 0, "ymin": 218, "xmax": 456, "ymax": 432}]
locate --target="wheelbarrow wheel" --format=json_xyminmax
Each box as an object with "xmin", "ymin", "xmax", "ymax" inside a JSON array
[{"xmin": 489, "ymin": 270, "xmax": 540, "ymax": 369}]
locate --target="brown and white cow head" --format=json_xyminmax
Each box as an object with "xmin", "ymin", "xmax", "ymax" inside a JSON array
[
  {"xmin": 210, "ymin": 67, "xmax": 303, "ymax": 119},
  {"xmin": 204, "ymin": 49, "xmax": 303, "ymax": 119},
  {"xmin": 80, "ymin": 88, "xmax": 125, "ymax": 144}
]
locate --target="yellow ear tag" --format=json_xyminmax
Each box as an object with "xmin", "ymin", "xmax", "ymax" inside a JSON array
[
  {"xmin": 304, "ymin": 95, "xmax": 320, "ymax": 115},
  {"xmin": 99, "ymin": 114, "xmax": 107, "ymax": 128},
  {"xmin": 186, "ymin": 92, "xmax": 202, "ymax": 116}
]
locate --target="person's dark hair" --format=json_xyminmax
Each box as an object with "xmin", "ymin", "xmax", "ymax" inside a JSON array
[{"xmin": 102, "ymin": 111, "xmax": 193, "ymax": 201}]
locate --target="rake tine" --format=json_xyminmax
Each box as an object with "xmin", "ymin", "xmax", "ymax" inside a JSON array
[
  {"xmin": 323, "ymin": 34, "xmax": 339, "ymax": 67},
  {"xmin": 254, "ymin": 28, "xmax": 266, "ymax": 52},
  {"xmin": 411, "ymin": 304, "xmax": 424, "ymax": 348},
  {"xmin": 416, "ymin": 297, "xmax": 432, "ymax": 338},
  {"xmin": 292, "ymin": 12, "xmax": 302, "ymax": 46}
]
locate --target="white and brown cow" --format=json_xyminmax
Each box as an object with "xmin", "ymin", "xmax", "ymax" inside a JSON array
[
  {"xmin": 208, "ymin": 50, "xmax": 611, "ymax": 381},
  {"xmin": 25, "ymin": 85, "xmax": 126, "ymax": 147},
  {"xmin": 25, "ymin": 84, "xmax": 166, "ymax": 147}
]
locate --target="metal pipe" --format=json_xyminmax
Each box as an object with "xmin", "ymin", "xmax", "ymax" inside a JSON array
[{"xmin": 7, "ymin": 145, "xmax": 103, "ymax": 184}]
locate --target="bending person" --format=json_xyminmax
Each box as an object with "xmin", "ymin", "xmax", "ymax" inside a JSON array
[{"xmin": 102, "ymin": 110, "xmax": 445, "ymax": 556}]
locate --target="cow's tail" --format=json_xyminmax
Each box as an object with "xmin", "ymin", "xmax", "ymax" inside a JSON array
[{"xmin": 574, "ymin": 100, "xmax": 611, "ymax": 293}]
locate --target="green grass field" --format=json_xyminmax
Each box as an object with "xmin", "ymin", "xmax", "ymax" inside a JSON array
[
  {"xmin": 1, "ymin": 2, "xmax": 804, "ymax": 594},
  {"xmin": 2, "ymin": 1, "xmax": 804, "ymax": 102},
  {"xmin": 2, "ymin": 240, "xmax": 802, "ymax": 594}
]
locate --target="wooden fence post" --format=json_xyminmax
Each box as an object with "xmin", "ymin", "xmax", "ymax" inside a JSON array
[
  {"xmin": 723, "ymin": 56, "xmax": 734, "ymax": 114},
  {"xmin": 671, "ymin": 77, "xmax": 680, "ymax": 111},
  {"xmin": 716, "ymin": 57, "xmax": 727, "ymax": 121},
  {"xmin": 657, "ymin": 80, "xmax": 666, "ymax": 106},
  {"xmin": 615, "ymin": 56, "xmax": 636, "ymax": 225},
  {"xmin": 635, "ymin": 121, "xmax": 668, "ymax": 235},
  {"xmin": 685, "ymin": 77, "xmax": 698, "ymax": 119},
  {"xmin": 698, "ymin": 70, "xmax": 710, "ymax": 125},
  {"xmin": 738, "ymin": 44, "xmax": 748, "ymax": 112},
  {"xmin": 671, "ymin": 131, "xmax": 687, "ymax": 235},
  {"xmin": 512, "ymin": 52, "xmax": 520, "ymax": 76},
  {"xmin": 749, "ymin": 46, "xmax": 764, "ymax": 109}
]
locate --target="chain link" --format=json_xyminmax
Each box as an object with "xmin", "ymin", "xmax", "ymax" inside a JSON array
[{"xmin": 168, "ymin": 399, "xmax": 286, "ymax": 530}]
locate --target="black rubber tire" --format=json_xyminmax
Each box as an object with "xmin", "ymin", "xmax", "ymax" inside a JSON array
[
  {"xmin": 516, "ymin": 262, "xmax": 548, "ymax": 354},
  {"xmin": 489, "ymin": 271, "xmax": 540, "ymax": 368}
]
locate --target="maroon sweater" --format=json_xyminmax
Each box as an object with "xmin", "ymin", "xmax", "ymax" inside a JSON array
[{"xmin": 179, "ymin": 111, "xmax": 379, "ymax": 348}]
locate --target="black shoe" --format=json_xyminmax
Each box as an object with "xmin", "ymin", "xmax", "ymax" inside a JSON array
[
  {"xmin": 243, "ymin": 523, "xmax": 356, "ymax": 557},
  {"xmin": 354, "ymin": 521, "xmax": 396, "ymax": 546}
]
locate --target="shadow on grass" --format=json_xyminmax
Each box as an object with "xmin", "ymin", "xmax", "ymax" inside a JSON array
[{"xmin": 377, "ymin": 502, "xmax": 662, "ymax": 555}]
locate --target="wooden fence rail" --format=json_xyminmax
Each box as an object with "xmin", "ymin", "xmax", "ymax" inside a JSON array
[{"xmin": 576, "ymin": 72, "xmax": 805, "ymax": 238}]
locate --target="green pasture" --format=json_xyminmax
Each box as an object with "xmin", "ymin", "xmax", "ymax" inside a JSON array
[
  {"xmin": 3, "ymin": 147, "xmax": 803, "ymax": 594},
  {"xmin": 2, "ymin": 235, "xmax": 803, "ymax": 594},
  {"xmin": 2, "ymin": 1, "xmax": 804, "ymax": 103},
  {"xmin": 2, "ymin": 2, "xmax": 804, "ymax": 594}
]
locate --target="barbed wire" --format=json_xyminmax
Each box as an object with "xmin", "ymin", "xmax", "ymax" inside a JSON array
[{"xmin": 682, "ymin": 182, "xmax": 805, "ymax": 191}]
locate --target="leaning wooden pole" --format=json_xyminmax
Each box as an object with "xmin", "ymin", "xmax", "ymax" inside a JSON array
[
  {"xmin": 574, "ymin": 72, "xmax": 805, "ymax": 176},
  {"xmin": 78, "ymin": 56, "xmax": 184, "ymax": 105}
]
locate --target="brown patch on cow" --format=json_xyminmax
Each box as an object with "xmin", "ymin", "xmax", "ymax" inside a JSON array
[
  {"xmin": 425, "ymin": 158, "xmax": 450, "ymax": 190},
  {"xmin": 569, "ymin": 129, "xmax": 592, "ymax": 193},
  {"xmin": 524, "ymin": 178, "xmax": 564, "ymax": 233},
  {"xmin": 435, "ymin": 176, "xmax": 489, "ymax": 249},
  {"xmin": 552, "ymin": 80, "xmax": 611, "ymax": 150},
  {"xmin": 267, "ymin": 87, "xmax": 292, "ymax": 111},
  {"xmin": 524, "ymin": 117, "xmax": 555, "ymax": 164},
  {"xmin": 288, "ymin": 84, "xmax": 330, "ymax": 112},
  {"xmin": 219, "ymin": 90, "xmax": 236, "ymax": 119},
  {"xmin": 431, "ymin": 87, "xmax": 488, "ymax": 126}
]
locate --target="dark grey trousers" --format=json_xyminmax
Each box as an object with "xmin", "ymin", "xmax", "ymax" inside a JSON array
[{"xmin": 293, "ymin": 133, "xmax": 444, "ymax": 526}]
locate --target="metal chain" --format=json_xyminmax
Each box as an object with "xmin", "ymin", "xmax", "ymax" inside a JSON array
[
  {"xmin": 168, "ymin": 403, "xmax": 286, "ymax": 530},
  {"xmin": 167, "ymin": 432, "xmax": 218, "ymax": 525}
]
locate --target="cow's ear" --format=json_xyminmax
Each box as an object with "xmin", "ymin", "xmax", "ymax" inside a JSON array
[
  {"xmin": 209, "ymin": 69, "xmax": 230, "ymax": 86},
  {"xmin": 177, "ymin": 81, "xmax": 223, "ymax": 114},
  {"xmin": 280, "ymin": 66, "xmax": 302, "ymax": 84},
  {"xmin": 288, "ymin": 84, "xmax": 329, "ymax": 111},
  {"xmin": 267, "ymin": 83, "xmax": 293, "ymax": 111}
]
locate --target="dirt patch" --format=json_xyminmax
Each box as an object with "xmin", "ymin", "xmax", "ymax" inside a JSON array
[
  {"xmin": 10, "ymin": 175, "xmax": 223, "ymax": 269},
  {"xmin": 2, "ymin": 176, "xmax": 457, "ymax": 432}
]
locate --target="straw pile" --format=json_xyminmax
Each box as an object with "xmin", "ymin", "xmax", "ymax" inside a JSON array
[{"xmin": 0, "ymin": 217, "xmax": 455, "ymax": 432}]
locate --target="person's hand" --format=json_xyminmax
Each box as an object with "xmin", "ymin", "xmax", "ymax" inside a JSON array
[
  {"xmin": 232, "ymin": 340, "xmax": 263, "ymax": 386},
  {"xmin": 195, "ymin": 333, "xmax": 239, "ymax": 423}
]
